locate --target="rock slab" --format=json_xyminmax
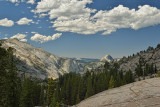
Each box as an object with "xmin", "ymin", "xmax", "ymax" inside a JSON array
[{"xmin": 76, "ymin": 78, "xmax": 160, "ymax": 107}]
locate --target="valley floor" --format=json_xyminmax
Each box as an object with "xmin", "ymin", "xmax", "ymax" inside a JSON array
[{"xmin": 75, "ymin": 77, "xmax": 160, "ymax": 107}]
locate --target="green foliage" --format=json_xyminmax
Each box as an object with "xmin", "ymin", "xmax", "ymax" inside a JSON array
[
  {"xmin": 0, "ymin": 46, "xmax": 46, "ymax": 107},
  {"xmin": 20, "ymin": 78, "xmax": 34, "ymax": 107},
  {"xmin": 20, "ymin": 77, "xmax": 45, "ymax": 107},
  {"xmin": 0, "ymin": 46, "xmax": 21, "ymax": 107},
  {"xmin": 158, "ymin": 72, "xmax": 160, "ymax": 77},
  {"xmin": 147, "ymin": 46, "xmax": 154, "ymax": 51},
  {"xmin": 50, "ymin": 93, "xmax": 57, "ymax": 107},
  {"xmin": 47, "ymin": 78, "xmax": 56, "ymax": 105},
  {"xmin": 135, "ymin": 56, "xmax": 157, "ymax": 77},
  {"xmin": 156, "ymin": 44, "xmax": 160, "ymax": 49},
  {"xmin": 1, "ymin": 43, "xmax": 160, "ymax": 107},
  {"xmin": 135, "ymin": 58, "xmax": 157, "ymax": 77},
  {"xmin": 48, "ymin": 62, "xmax": 135, "ymax": 106},
  {"xmin": 109, "ymin": 76, "xmax": 115, "ymax": 89}
]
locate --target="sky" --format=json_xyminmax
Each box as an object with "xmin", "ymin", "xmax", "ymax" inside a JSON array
[{"xmin": 0, "ymin": 0, "xmax": 160, "ymax": 59}]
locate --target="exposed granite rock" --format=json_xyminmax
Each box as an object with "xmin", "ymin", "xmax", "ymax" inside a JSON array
[
  {"xmin": 75, "ymin": 78, "xmax": 160, "ymax": 107},
  {"xmin": 119, "ymin": 48, "xmax": 160, "ymax": 72},
  {"xmin": 0, "ymin": 39, "xmax": 86, "ymax": 79}
]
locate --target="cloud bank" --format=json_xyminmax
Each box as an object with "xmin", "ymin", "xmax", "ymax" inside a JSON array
[
  {"xmin": 53, "ymin": 5, "xmax": 160, "ymax": 35},
  {"xmin": 34, "ymin": 0, "xmax": 160, "ymax": 35},
  {"xmin": 31, "ymin": 33, "xmax": 62, "ymax": 43},
  {"xmin": 7, "ymin": 0, "xmax": 160, "ymax": 35}
]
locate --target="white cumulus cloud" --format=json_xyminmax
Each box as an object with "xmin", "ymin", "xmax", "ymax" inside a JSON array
[
  {"xmin": 0, "ymin": 18, "xmax": 14, "ymax": 27},
  {"xmin": 27, "ymin": 0, "xmax": 35, "ymax": 4},
  {"xmin": 9, "ymin": 0, "xmax": 34, "ymax": 4},
  {"xmin": 11, "ymin": 33, "xmax": 27, "ymax": 42},
  {"xmin": 35, "ymin": 0, "xmax": 96, "ymax": 20},
  {"xmin": 53, "ymin": 5, "xmax": 160, "ymax": 35},
  {"xmin": 17, "ymin": 17, "xmax": 34, "ymax": 25},
  {"xmin": 9, "ymin": 0, "xmax": 19, "ymax": 3},
  {"xmin": 7, "ymin": 0, "xmax": 160, "ymax": 35},
  {"xmin": 31, "ymin": 33, "xmax": 62, "ymax": 43}
]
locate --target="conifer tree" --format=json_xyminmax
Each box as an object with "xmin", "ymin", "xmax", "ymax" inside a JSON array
[
  {"xmin": 20, "ymin": 78, "xmax": 34, "ymax": 107},
  {"xmin": 76, "ymin": 93, "xmax": 80, "ymax": 104},
  {"xmin": 39, "ymin": 85, "xmax": 45, "ymax": 106},
  {"xmin": 85, "ymin": 76, "xmax": 93, "ymax": 99},
  {"xmin": 50, "ymin": 93, "xmax": 57, "ymax": 107},
  {"xmin": 47, "ymin": 78, "xmax": 56, "ymax": 106},
  {"xmin": 109, "ymin": 76, "xmax": 115, "ymax": 89},
  {"xmin": 0, "ymin": 47, "xmax": 21, "ymax": 107}
]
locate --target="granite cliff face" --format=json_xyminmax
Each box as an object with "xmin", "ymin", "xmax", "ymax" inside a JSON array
[{"xmin": 0, "ymin": 39, "xmax": 85, "ymax": 79}]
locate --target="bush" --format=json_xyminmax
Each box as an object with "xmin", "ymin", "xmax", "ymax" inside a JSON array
[
  {"xmin": 156, "ymin": 44, "xmax": 160, "ymax": 49},
  {"xmin": 158, "ymin": 72, "xmax": 160, "ymax": 77}
]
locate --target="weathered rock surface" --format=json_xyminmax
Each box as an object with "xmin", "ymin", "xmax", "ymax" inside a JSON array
[
  {"xmin": 119, "ymin": 48, "xmax": 160, "ymax": 72},
  {"xmin": 0, "ymin": 39, "xmax": 86, "ymax": 79},
  {"xmin": 75, "ymin": 78, "xmax": 160, "ymax": 107},
  {"xmin": 119, "ymin": 48, "xmax": 160, "ymax": 71}
]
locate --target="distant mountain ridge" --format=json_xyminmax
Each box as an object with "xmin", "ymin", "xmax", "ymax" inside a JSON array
[
  {"xmin": 100, "ymin": 54, "xmax": 114, "ymax": 62},
  {"xmin": 0, "ymin": 39, "xmax": 86, "ymax": 79},
  {"xmin": 71, "ymin": 58, "xmax": 100, "ymax": 64}
]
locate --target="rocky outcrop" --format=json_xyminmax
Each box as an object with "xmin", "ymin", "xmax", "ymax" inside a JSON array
[
  {"xmin": 0, "ymin": 39, "xmax": 85, "ymax": 79},
  {"xmin": 119, "ymin": 48, "xmax": 160, "ymax": 72},
  {"xmin": 75, "ymin": 78, "xmax": 160, "ymax": 107}
]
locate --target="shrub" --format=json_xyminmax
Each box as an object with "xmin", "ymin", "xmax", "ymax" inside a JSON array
[{"xmin": 158, "ymin": 72, "xmax": 160, "ymax": 77}]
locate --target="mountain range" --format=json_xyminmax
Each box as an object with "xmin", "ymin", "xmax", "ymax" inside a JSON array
[
  {"xmin": 0, "ymin": 39, "xmax": 86, "ymax": 79},
  {"xmin": 2, "ymin": 38, "xmax": 159, "ymax": 80},
  {"xmin": 0, "ymin": 38, "xmax": 114, "ymax": 79}
]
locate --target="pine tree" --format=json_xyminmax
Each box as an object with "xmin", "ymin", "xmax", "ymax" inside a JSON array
[
  {"xmin": 154, "ymin": 65, "xmax": 157, "ymax": 74},
  {"xmin": 85, "ymin": 76, "xmax": 93, "ymax": 99},
  {"xmin": 39, "ymin": 85, "xmax": 45, "ymax": 106},
  {"xmin": 109, "ymin": 76, "xmax": 115, "ymax": 89},
  {"xmin": 0, "ymin": 47, "xmax": 21, "ymax": 107},
  {"xmin": 115, "ymin": 74, "xmax": 122, "ymax": 87},
  {"xmin": 20, "ymin": 78, "xmax": 34, "ymax": 107},
  {"xmin": 50, "ymin": 93, "xmax": 57, "ymax": 107},
  {"xmin": 158, "ymin": 72, "xmax": 160, "ymax": 77},
  {"xmin": 76, "ymin": 93, "xmax": 80, "ymax": 104},
  {"xmin": 47, "ymin": 78, "xmax": 56, "ymax": 106}
]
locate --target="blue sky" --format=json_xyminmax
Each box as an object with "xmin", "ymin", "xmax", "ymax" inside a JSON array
[{"xmin": 0, "ymin": 0, "xmax": 160, "ymax": 59}]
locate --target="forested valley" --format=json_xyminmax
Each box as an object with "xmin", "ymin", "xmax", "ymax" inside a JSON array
[{"xmin": 0, "ymin": 45, "xmax": 159, "ymax": 107}]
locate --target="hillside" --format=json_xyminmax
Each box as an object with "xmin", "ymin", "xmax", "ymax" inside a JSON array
[
  {"xmin": 75, "ymin": 77, "xmax": 160, "ymax": 107},
  {"xmin": 119, "ymin": 45, "xmax": 160, "ymax": 72},
  {"xmin": 0, "ymin": 39, "xmax": 86, "ymax": 79}
]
